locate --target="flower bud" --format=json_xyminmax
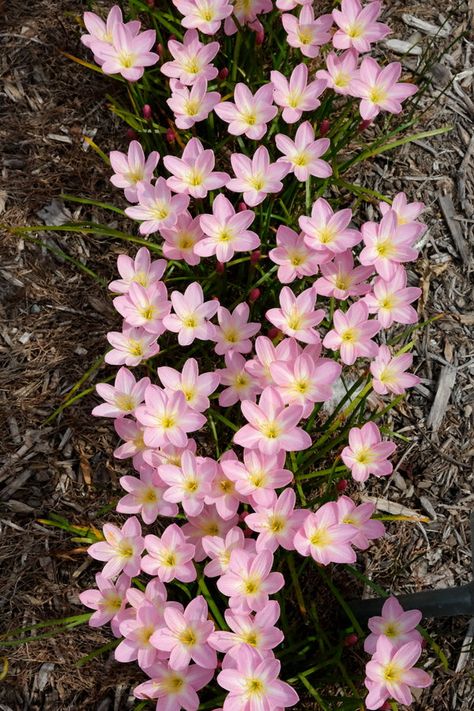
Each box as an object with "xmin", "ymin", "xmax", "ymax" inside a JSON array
[
  {"xmin": 218, "ymin": 67, "xmax": 229, "ymax": 81},
  {"xmin": 146, "ymin": 0, "xmax": 155, "ymax": 6},
  {"xmin": 357, "ymin": 119, "xmax": 372, "ymax": 133},
  {"xmin": 237, "ymin": 201, "xmax": 247, "ymax": 212},
  {"xmin": 126, "ymin": 128, "xmax": 138, "ymax": 140},
  {"xmin": 267, "ymin": 327, "xmax": 281, "ymax": 340},
  {"xmin": 319, "ymin": 118, "xmax": 330, "ymax": 136},
  {"xmin": 343, "ymin": 633, "xmax": 358, "ymax": 647},
  {"xmin": 166, "ymin": 128, "xmax": 176, "ymax": 144},
  {"xmin": 143, "ymin": 104, "xmax": 152, "ymax": 120},
  {"xmin": 255, "ymin": 29, "xmax": 264, "ymax": 46},
  {"xmin": 380, "ymin": 703, "xmax": 392, "ymax": 711},
  {"xmin": 216, "ymin": 261, "xmax": 225, "ymax": 275},
  {"xmin": 248, "ymin": 288, "xmax": 261, "ymax": 303},
  {"xmin": 156, "ymin": 43, "xmax": 164, "ymax": 57},
  {"xmin": 336, "ymin": 479, "xmax": 348, "ymax": 493},
  {"xmin": 250, "ymin": 250, "xmax": 261, "ymax": 264}
]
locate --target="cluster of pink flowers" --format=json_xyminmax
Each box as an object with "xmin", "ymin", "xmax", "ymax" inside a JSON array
[{"xmin": 79, "ymin": 2, "xmax": 432, "ymax": 709}]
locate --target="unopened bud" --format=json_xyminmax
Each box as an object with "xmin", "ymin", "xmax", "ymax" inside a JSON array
[
  {"xmin": 357, "ymin": 119, "xmax": 372, "ymax": 133},
  {"xmin": 237, "ymin": 201, "xmax": 248, "ymax": 212},
  {"xmin": 166, "ymin": 128, "xmax": 176, "ymax": 144},
  {"xmin": 126, "ymin": 128, "xmax": 138, "ymax": 140},
  {"xmin": 267, "ymin": 327, "xmax": 281, "ymax": 340},
  {"xmin": 218, "ymin": 67, "xmax": 229, "ymax": 81},
  {"xmin": 146, "ymin": 0, "xmax": 155, "ymax": 6},
  {"xmin": 255, "ymin": 29, "xmax": 264, "ymax": 46},
  {"xmin": 343, "ymin": 633, "xmax": 358, "ymax": 647},
  {"xmin": 336, "ymin": 479, "xmax": 348, "ymax": 493},
  {"xmin": 156, "ymin": 43, "xmax": 164, "ymax": 57},
  {"xmin": 319, "ymin": 118, "xmax": 330, "ymax": 136},
  {"xmin": 380, "ymin": 703, "xmax": 392, "ymax": 711},
  {"xmin": 250, "ymin": 249, "xmax": 261, "ymax": 264},
  {"xmin": 216, "ymin": 261, "xmax": 225, "ymax": 274},
  {"xmin": 248, "ymin": 288, "xmax": 261, "ymax": 303},
  {"xmin": 143, "ymin": 104, "xmax": 152, "ymax": 120}
]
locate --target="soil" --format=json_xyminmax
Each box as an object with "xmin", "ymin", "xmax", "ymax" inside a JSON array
[{"xmin": 1, "ymin": 1, "xmax": 473, "ymax": 710}]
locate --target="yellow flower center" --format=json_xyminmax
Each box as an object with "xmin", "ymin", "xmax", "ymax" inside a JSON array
[
  {"xmin": 369, "ymin": 86, "xmax": 388, "ymax": 104},
  {"xmin": 334, "ymin": 71, "xmax": 351, "ymax": 88},
  {"xmin": 309, "ymin": 528, "xmax": 332, "ymax": 548},
  {"xmin": 341, "ymin": 327, "xmax": 358, "ymax": 343},
  {"xmin": 115, "ymin": 394, "xmax": 136, "ymax": 411},
  {"xmin": 382, "ymin": 662, "xmax": 403, "ymax": 683},
  {"xmin": 118, "ymin": 540, "xmax": 134, "ymax": 558},
  {"xmin": 162, "ymin": 674, "xmax": 185, "ymax": 694},
  {"xmin": 160, "ymin": 415, "xmax": 176, "ymax": 430},
  {"xmin": 118, "ymin": 51, "xmax": 137, "ymax": 68},
  {"xmin": 241, "ymin": 631, "xmax": 259, "ymax": 646},
  {"xmin": 245, "ymin": 678, "xmax": 265, "ymax": 696},
  {"xmin": 152, "ymin": 204, "xmax": 170, "ymax": 220},
  {"xmin": 179, "ymin": 627, "xmax": 197, "ymax": 647},
  {"xmin": 268, "ymin": 515, "xmax": 285, "ymax": 533},
  {"xmin": 183, "ymin": 57, "xmax": 200, "ymax": 75},
  {"xmin": 335, "ymin": 275, "xmax": 351, "ymax": 290},
  {"xmin": 163, "ymin": 552, "xmax": 177, "ymax": 567},
  {"xmin": 375, "ymin": 240, "xmax": 396, "ymax": 258},
  {"xmin": 243, "ymin": 577, "xmax": 260, "ymax": 595},
  {"xmin": 260, "ymin": 422, "xmax": 281, "ymax": 439},
  {"xmin": 184, "ymin": 315, "xmax": 198, "ymax": 328},
  {"xmin": 128, "ymin": 339, "xmax": 144, "ymax": 357},
  {"xmin": 185, "ymin": 99, "xmax": 200, "ymax": 116},
  {"xmin": 184, "ymin": 478, "xmax": 199, "ymax": 493},
  {"xmin": 139, "ymin": 487, "xmax": 158, "ymax": 505},
  {"xmin": 243, "ymin": 111, "xmax": 257, "ymax": 126}
]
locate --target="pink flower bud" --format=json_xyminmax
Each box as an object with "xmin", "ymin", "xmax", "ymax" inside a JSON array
[
  {"xmin": 146, "ymin": 0, "xmax": 155, "ymax": 6},
  {"xmin": 237, "ymin": 202, "xmax": 248, "ymax": 212},
  {"xmin": 343, "ymin": 633, "xmax": 358, "ymax": 647},
  {"xmin": 357, "ymin": 119, "xmax": 372, "ymax": 133},
  {"xmin": 239, "ymin": 512, "xmax": 249, "ymax": 523},
  {"xmin": 216, "ymin": 261, "xmax": 225, "ymax": 275},
  {"xmin": 267, "ymin": 327, "xmax": 281, "ymax": 340},
  {"xmin": 218, "ymin": 67, "xmax": 229, "ymax": 81},
  {"xmin": 126, "ymin": 128, "xmax": 138, "ymax": 140},
  {"xmin": 336, "ymin": 479, "xmax": 348, "ymax": 493},
  {"xmin": 255, "ymin": 29, "xmax": 264, "ymax": 45},
  {"xmin": 248, "ymin": 288, "xmax": 261, "ymax": 303},
  {"xmin": 319, "ymin": 118, "xmax": 330, "ymax": 136},
  {"xmin": 143, "ymin": 104, "xmax": 152, "ymax": 120},
  {"xmin": 166, "ymin": 128, "xmax": 176, "ymax": 144},
  {"xmin": 250, "ymin": 250, "xmax": 261, "ymax": 264},
  {"xmin": 157, "ymin": 43, "xmax": 164, "ymax": 57},
  {"xmin": 380, "ymin": 703, "xmax": 391, "ymax": 711}
]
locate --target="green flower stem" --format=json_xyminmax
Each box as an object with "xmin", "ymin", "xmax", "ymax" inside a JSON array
[
  {"xmin": 298, "ymin": 675, "xmax": 331, "ymax": 711},
  {"xmin": 197, "ymin": 576, "xmax": 227, "ymax": 631},
  {"xmin": 318, "ymin": 568, "xmax": 364, "ymax": 638}
]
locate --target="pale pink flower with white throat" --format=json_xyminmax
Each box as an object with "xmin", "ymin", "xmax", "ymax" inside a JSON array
[
  {"xmin": 142, "ymin": 523, "xmax": 196, "ymax": 582},
  {"xmin": 332, "ymin": 0, "xmax": 390, "ymax": 53},
  {"xmin": 299, "ymin": 198, "xmax": 361, "ymax": 254},
  {"xmin": 93, "ymin": 367, "xmax": 149, "ymax": 418},
  {"xmin": 173, "ymin": 0, "xmax": 233, "ymax": 35},
  {"xmin": 269, "ymin": 226, "xmax": 322, "ymax": 284},
  {"xmin": 370, "ymin": 345, "xmax": 420, "ymax": 395},
  {"xmin": 116, "ymin": 601, "xmax": 164, "ymax": 670},
  {"xmin": 81, "ymin": 7, "xmax": 140, "ymax": 63},
  {"xmin": 323, "ymin": 301, "xmax": 380, "ymax": 365},
  {"xmin": 294, "ymin": 502, "xmax": 357, "ymax": 565},
  {"xmin": 105, "ymin": 326, "xmax": 159, "ymax": 366},
  {"xmin": 359, "ymin": 210, "xmax": 420, "ymax": 280},
  {"xmin": 135, "ymin": 385, "xmax": 206, "ymax": 448},
  {"xmin": 266, "ymin": 286, "xmax": 325, "ymax": 344},
  {"xmin": 379, "ymin": 192, "xmax": 425, "ymax": 229},
  {"xmin": 209, "ymin": 601, "xmax": 283, "ymax": 656},
  {"xmin": 164, "ymin": 137, "xmax": 229, "ymax": 199},
  {"xmin": 221, "ymin": 448, "xmax": 293, "ymax": 507},
  {"xmin": 134, "ymin": 662, "xmax": 213, "ymax": 711},
  {"xmin": 335, "ymin": 495, "xmax": 385, "ymax": 550},
  {"xmin": 160, "ymin": 212, "xmax": 204, "ymax": 266},
  {"xmin": 163, "ymin": 282, "xmax": 218, "ymax": 346},
  {"xmin": 271, "ymin": 64, "xmax": 326, "ymax": 124},
  {"xmin": 282, "ymin": 6, "xmax": 333, "ymax": 58},
  {"xmin": 109, "ymin": 141, "xmax": 159, "ymax": 203},
  {"xmin": 161, "ymin": 29, "xmax": 219, "ymax": 85},
  {"xmin": 159, "ymin": 450, "xmax": 216, "ymax": 517},
  {"xmin": 167, "ymin": 77, "xmax": 221, "ymax": 129},
  {"xmin": 109, "ymin": 247, "xmax": 166, "ymax": 294},
  {"xmin": 95, "ymin": 23, "xmax": 158, "ymax": 82},
  {"xmin": 217, "ymin": 549, "xmax": 285, "ymax": 613},
  {"xmin": 88, "ymin": 516, "xmax": 144, "ymax": 578},
  {"xmin": 125, "ymin": 177, "xmax": 189, "ymax": 235},
  {"xmin": 213, "ymin": 303, "xmax": 261, "ymax": 356},
  {"xmin": 79, "ymin": 572, "xmax": 130, "ymax": 636},
  {"xmin": 113, "ymin": 281, "xmax": 171, "ymax": 335},
  {"xmin": 196, "ymin": 194, "xmax": 260, "ymax": 263},
  {"xmin": 341, "ymin": 421, "xmax": 396, "ymax": 482},
  {"xmin": 182, "ymin": 505, "xmax": 238, "ymax": 561},
  {"xmin": 275, "ymin": 121, "xmax": 332, "ymax": 182},
  {"xmin": 351, "ymin": 58, "xmax": 417, "ymax": 121},
  {"xmin": 364, "ymin": 597, "xmax": 423, "ymax": 655},
  {"xmin": 314, "ymin": 250, "xmax": 373, "ymax": 300},
  {"xmin": 158, "ymin": 357, "xmax": 219, "ymax": 413},
  {"xmin": 316, "ymin": 49, "xmax": 359, "ymax": 95},
  {"xmin": 365, "ymin": 266, "xmax": 421, "ymax": 328},
  {"xmin": 227, "ymin": 146, "xmax": 288, "ymax": 207},
  {"xmin": 245, "ymin": 488, "xmax": 307, "ymax": 553},
  {"xmin": 219, "ymin": 352, "xmax": 260, "ymax": 407},
  {"xmin": 117, "ymin": 467, "xmax": 179, "ymax": 523},
  {"xmin": 214, "ymin": 83, "xmax": 277, "ymax": 140}
]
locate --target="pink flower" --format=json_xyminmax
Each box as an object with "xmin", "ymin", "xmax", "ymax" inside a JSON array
[
  {"xmin": 93, "ymin": 367, "xmax": 149, "ymax": 418},
  {"xmin": 365, "ymin": 637, "xmax": 432, "ymax": 709},
  {"xmin": 270, "ymin": 352, "xmax": 342, "ymax": 416},
  {"xmin": 109, "ymin": 141, "xmax": 159, "ymax": 203},
  {"xmin": 213, "ymin": 303, "xmax": 261, "ymax": 356},
  {"xmin": 282, "ymin": 6, "xmax": 333, "ymax": 58},
  {"xmin": 113, "ymin": 417, "xmax": 149, "ymax": 469},
  {"xmin": 125, "ymin": 178, "xmax": 190, "ymax": 235},
  {"xmin": 158, "ymin": 357, "xmax": 220, "ymax": 413},
  {"xmin": 134, "ymin": 662, "xmax": 214, "ymax": 711},
  {"xmin": 332, "ymin": 0, "xmax": 390, "ymax": 53},
  {"xmin": 299, "ymin": 198, "xmax": 361, "ymax": 254},
  {"xmin": 105, "ymin": 325, "xmax": 159, "ymax": 366},
  {"xmin": 217, "ymin": 549, "xmax": 284, "ymax": 613},
  {"xmin": 161, "ymin": 29, "xmax": 219, "ymax": 84},
  {"xmin": 163, "ymin": 282, "xmax": 218, "ymax": 346},
  {"xmin": 294, "ymin": 502, "xmax": 357, "ymax": 565},
  {"xmin": 234, "ymin": 387, "xmax": 311, "ymax": 454},
  {"xmin": 275, "ymin": 122, "xmax": 331, "ymax": 182},
  {"xmin": 245, "ymin": 488, "xmax": 307, "ymax": 553},
  {"xmin": 360, "ymin": 210, "xmax": 420, "ymax": 279},
  {"xmin": 224, "ymin": 0, "xmax": 272, "ymax": 35},
  {"xmin": 116, "ymin": 601, "xmax": 164, "ymax": 670},
  {"xmin": 379, "ymin": 192, "xmax": 425, "ymax": 229},
  {"xmin": 113, "ymin": 281, "xmax": 171, "ymax": 335},
  {"xmin": 364, "ymin": 597, "xmax": 423, "ymax": 655},
  {"xmin": 161, "ymin": 211, "xmax": 205, "ymax": 266},
  {"xmin": 221, "ymin": 448, "xmax": 293, "ymax": 507},
  {"xmin": 136, "ymin": 386, "xmax": 206, "ymax": 448},
  {"xmin": 196, "ymin": 194, "xmax": 260, "ymax": 263},
  {"xmin": 117, "ymin": 467, "xmax": 179, "ymax": 523},
  {"xmin": 269, "ymin": 226, "xmax": 322, "ymax": 284},
  {"xmin": 159, "ymin": 450, "xmax": 216, "ymax": 517},
  {"xmin": 94, "ymin": 23, "xmax": 158, "ymax": 82},
  {"xmin": 245, "ymin": 336, "xmax": 300, "ymax": 389},
  {"xmin": 209, "ymin": 601, "xmax": 283, "ymax": 656},
  {"xmin": 266, "ymin": 286, "xmax": 325, "ymax": 344},
  {"xmin": 203, "ymin": 526, "xmax": 248, "ymax": 577},
  {"xmin": 204, "ymin": 455, "xmax": 244, "ymax": 521},
  {"xmin": 219, "ymin": 352, "xmax": 260, "ymax": 407},
  {"xmin": 271, "ymin": 64, "xmax": 326, "ymax": 124},
  {"xmin": 109, "ymin": 247, "xmax": 166, "ymax": 294},
  {"xmin": 173, "ymin": 0, "xmax": 234, "ymax": 35},
  {"xmin": 314, "ymin": 250, "xmax": 373, "ymax": 300},
  {"xmin": 365, "ymin": 266, "xmax": 421, "ymax": 328},
  {"xmin": 81, "ymin": 7, "xmax": 140, "ymax": 64},
  {"xmin": 276, "ymin": 0, "xmax": 312, "ymax": 9},
  {"xmin": 335, "ymin": 495, "xmax": 385, "ymax": 550},
  {"xmin": 316, "ymin": 49, "xmax": 359, "ymax": 95},
  {"xmin": 142, "ymin": 524, "xmax": 196, "ymax": 583},
  {"xmin": 217, "ymin": 647, "xmax": 299, "ymax": 709},
  {"xmin": 167, "ymin": 77, "xmax": 221, "ymax": 129},
  {"xmin": 182, "ymin": 505, "xmax": 238, "ymax": 561},
  {"xmin": 227, "ymin": 146, "xmax": 288, "ymax": 207},
  {"xmin": 214, "ymin": 83, "xmax": 277, "ymax": 140},
  {"xmin": 341, "ymin": 422, "xmax": 397, "ymax": 482},
  {"xmin": 370, "ymin": 345, "xmax": 420, "ymax": 395},
  {"xmin": 88, "ymin": 516, "xmax": 144, "ymax": 578},
  {"xmin": 144, "ymin": 440, "xmax": 197, "ymax": 469},
  {"xmin": 351, "ymin": 58, "xmax": 417, "ymax": 121},
  {"xmin": 323, "ymin": 301, "xmax": 380, "ymax": 365},
  {"xmin": 79, "ymin": 572, "xmax": 130, "ymax": 635},
  {"xmin": 164, "ymin": 137, "xmax": 229, "ymax": 199}
]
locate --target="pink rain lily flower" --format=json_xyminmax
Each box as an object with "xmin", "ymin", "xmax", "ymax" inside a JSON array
[
  {"xmin": 217, "ymin": 647, "xmax": 299, "ymax": 710},
  {"xmin": 173, "ymin": 0, "xmax": 234, "ymax": 35},
  {"xmin": 221, "ymin": 448, "xmax": 293, "ymax": 507},
  {"xmin": 276, "ymin": 0, "xmax": 313, "ymax": 9},
  {"xmin": 161, "ymin": 29, "xmax": 219, "ymax": 85},
  {"xmin": 282, "ymin": 6, "xmax": 333, "ymax": 58},
  {"xmin": 116, "ymin": 601, "xmax": 164, "ymax": 670},
  {"xmin": 365, "ymin": 637, "xmax": 432, "ymax": 709},
  {"xmin": 219, "ymin": 352, "xmax": 260, "ymax": 407},
  {"xmin": 105, "ymin": 326, "xmax": 159, "ymax": 366},
  {"xmin": 359, "ymin": 210, "xmax": 420, "ymax": 280},
  {"xmin": 136, "ymin": 386, "xmax": 206, "ymax": 448},
  {"xmin": 335, "ymin": 496, "xmax": 385, "ymax": 550},
  {"xmin": 213, "ymin": 303, "xmax": 261, "ymax": 356},
  {"xmin": 161, "ymin": 211, "xmax": 204, "ymax": 266},
  {"xmin": 209, "ymin": 601, "xmax": 283, "ymax": 656},
  {"xmin": 351, "ymin": 58, "xmax": 417, "ymax": 121},
  {"xmin": 79, "ymin": 572, "xmax": 130, "ymax": 636},
  {"xmin": 364, "ymin": 597, "xmax": 423, "ymax": 655},
  {"xmin": 314, "ymin": 250, "xmax": 373, "ymax": 300},
  {"xmin": 125, "ymin": 177, "xmax": 190, "ymax": 235},
  {"xmin": 142, "ymin": 524, "xmax": 196, "ymax": 583},
  {"xmin": 158, "ymin": 357, "xmax": 220, "ymax": 413},
  {"xmin": 269, "ymin": 226, "xmax": 322, "ymax": 284},
  {"xmin": 81, "ymin": 7, "xmax": 140, "ymax": 64},
  {"xmin": 109, "ymin": 247, "xmax": 166, "ymax": 294},
  {"xmin": 94, "ymin": 23, "xmax": 158, "ymax": 82},
  {"xmin": 217, "ymin": 549, "xmax": 285, "ymax": 613},
  {"xmin": 88, "ymin": 516, "xmax": 144, "ymax": 578},
  {"xmin": 113, "ymin": 281, "xmax": 171, "ymax": 335},
  {"xmin": 332, "ymin": 0, "xmax": 390, "ymax": 53},
  {"xmin": 370, "ymin": 345, "xmax": 420, "ymax": 395},
  {"xmin": 271, "ymin": 64, "xmax": 326, "ymax": 124},
  {"xmin": 92, "ymin": 367, "xmax": 149, "ymax": 418},
  {"xmin": 299, "ymin": 198, "xmax": 361, "ymax": 254},
  {"xmin": 275, "ymin": 121, "xmax": 332, "ymax": 182},
  {"xmin": 341, "ymin": 421, "xmax": 397, "ymax": 482},
  {"xmin": 167, "ymin": 77, "xmax": 221, "ymax": 129},
  {"xmin": 134, "ymin": 662, "xmax": 214, "ymax": 711},
  {"xmin": 245, "ymin": 489, "xmax": 307, "ymax": 553},
  {"xmin": 323, "ymin": 301, "xmax": 380, "ymax": 365},
  {"xmin": 196, "ymin": 194, "xmax": 260, "ymax": 263},
  {"xmin": 204, "ymin": 455, "xmax": 245, "ymax": 521},
  {"xmin": 163, "ymin": 282, "xmax": 218, "ymax": 345},
  {"xmin": 379, "ymin": 192, "xmax": 425, "ymax": 230},
  {"xmin": 224, "ymin": 0, "xmax": 272, "ymax": 36},
  {"xmin": 234, "ymin": 386, "xmax": 311, "ymax": 455},
  {"xmin": 150, "ymin": 596, "xmax": 217, "ymax": 670},
  {"xmin": 245, "ymin": 336, "xmax": 301, "ymax": 389},
  {"xmin": 159, "ymin": 450, "xmax": 216, "ymax": 517},
  {"xmin": 113, "ymin": 417, "xmax": 149, "ymax": 469},
  {"xmin": 270, "ymin": 353, "xmax": 342, "ymax": 417},
  {"xmin": 109, "ymin": 141, "xmax": 159, "ymax": 203},
  {"xmin": 164, "ymin": 137, "xmax": 229, "ymax": 199},
  {"xmin": 316, "ymin": 50, "xmax": 359, "ymax": 96},
  {"xmin": 365, "ymin": 266, "xmax": 421, "ymax": 328},
  {"xmin": 294, "ymin": 502, "xmax": 357, "ymax": 565},
  {"xmin": 117, "ymin": 466, "xmax": 179, "ymax": 523},
  {"xmin": 203, "ymin": 527, "xmax": 248, "ymax": 577},
  {"xmin": 227, "ymin": 146, "xmax": 288, "ymax": 207},
  {"xmin": 266, "ymin": 286, "xmax": 325, "ymax": 344},
  {"xmin": 214, "ymin": 83, "xmax": 277, "ymax": 140},
  {"xmin": 182, "ymin": 505, "xmax": 239, "ymax": 562}
]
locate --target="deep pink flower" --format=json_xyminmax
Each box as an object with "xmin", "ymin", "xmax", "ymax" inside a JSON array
[
  {"xmin": 314, "ymin": 250, "xmax": 373, "ymax": 300},
  {"xmin": 142, "ymin": 524, "xmax": 196, "ymax": 583},
  {"xmin": 214, "ymin": 83, "xmax": 277, "ymax": 140},
  {"xmin": 332, "ymin": 0, "xmax": 390, "ymax": 53},
  {"xmin": 335, "ymin": 495, "xmax": 385, "ymax": 550},
  {"xmin": 370, "ymin": 345, "xmax": 420, "ymax": 395},
  {"xmin": 88, "ymin": 516, "xmax": 144, "ymax": 578},
  {"xmin": 93, "ymin": 367, "xmax": 149, "ymax": 418},
  {"xmin": 105, "ymin": 325, "xmax": 159, "ymax": 366},
  {"xmin": 94, "ymin": 23, "xmax": 158, "ymax": 81},
  {"xmin": 266, "ymin": 286, "xmax": 325, "ymax": 344},
  {"xmin": 117, "ymin": 466, "xmax": 179, "ymax": 523},
  {"xmin": 219, "ymin": 352, "xmax": 260, "ymax": 407},
  {"xmin": 109, "ymin": 247, "xmax": 166, "ymax": 294},
  {"xmin": 161, "ymin": 211, "xmax": 205, "ymax": 266},
  {"xmin": 113, "ymin": 281, "xmax": 171, "ymax": 335},
  {"xmin": 213, "ymin": 303, "xmax": 261, "ymax": 356},
  {"xmin": 79, "ymin": 572, "xmax": 130, "ymax": 636},
  {"xmin": 196, "ymin": 194, "xmax": 260, "ymax": 262},
  {"xmin": 275, "ymin": 121, "xmax": 331, "ymax": 182},
  {"xmin": 245, "ymin": 488, "xmax": 307, "ymax": 553},
  {"xmin": 359, "ymin": 210, "xmax": 420, "ymax": 279},
  {"xmin": 221, "ymin": 448, "xmax": 293, "ymax": 507},
  {"xmin": 299, "ymin": 198, "xmax": 361, "ymax": 254},
  {"xmin": 161, "ymin": 29, "xmax": 219, "ymax": 84},
  {"xmin": 269, "ymin": 226, "xmax": 322, "ymax": 284},
  {"xmin": 134, "ymin": 662, "xmax": 214, "ymax": 711},
  {"xmin": 164, "ymin": 137, "xmax": 229, "ymax": 198},
  {"xmin": 351, "ymin": 58, "xmax": 417, "ymax": 121},
  {"xmin": 271, "ymin": 64, "xmax": 326, "ymax": 124},
  {"xmin": 209, "ymin": 601, "xmax": 283, "ymax": 655},
  {"xmin": 217, "ymin": 549, "xmax": 285, "ymax": 613},
  {"xmin": 109, "ymin": 141, "xmax": 159, "ymax": 203},
  {"xmin": 158, "ymin": 357, "xmax": 220, "ymax": 413},
  {"xmin": 282, "ymin": 6, "xmax": 333, "ymax": 58},
  {"xmin": 364, "ymin": 597, "xmax": 423, "ymax": 655},
  {"xmin": 167, "ymin": 76, "xmax": 221, "ymax": 129},
  {"xmin": 316, "ymin": 49, "xmax": 359, "ymax": 95},
  {"xmin": 293, "ymin": 502, "xmax": 357, "ymax": 564},
  {"xmin": 125, "ymin": 177, "xmax": 190, "ymax": 235},
  {"xmin": 173, "ymin": 0, "xmax": 234, "ymax": 35},
  {"xmin": 365, "ymin": 266, "xmax": 421, "ymax": 328},
  {"xmin": 227, "ymin": 146, "xmax": 288, "ymax": 207},
  {"xmin": 341, "ymin": 421, "xmax": 396, "ymax": 482},
  {"xmin": 163, "ymin": 282, "xmax": 218, "ymax": 345},
  {"xmin": 323, "ymin": 301, "xmax": 380, "ymax": 365}
]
